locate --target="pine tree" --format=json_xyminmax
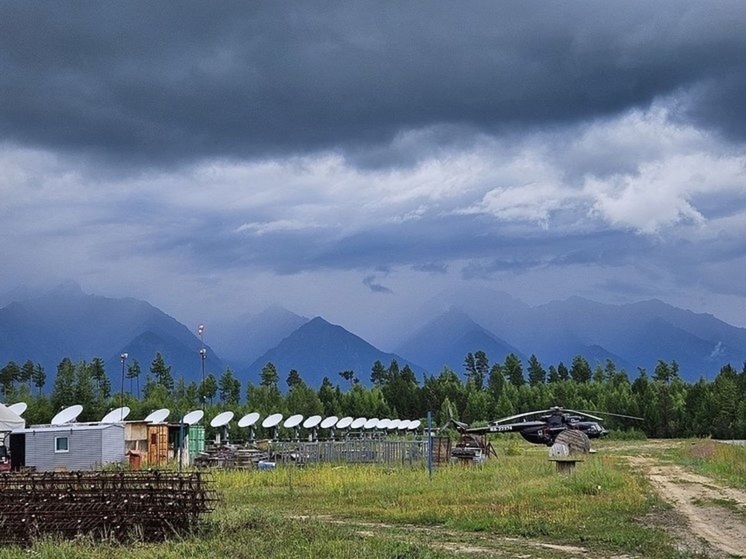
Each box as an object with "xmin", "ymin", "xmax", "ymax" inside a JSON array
[
  {"xmin": 339, "ymin": 370, "xmax": 356, "ymax": 387},
  {"xmin": 487, "ymin": 363, "xmax": 505, "ymax": 400},
  {"xmin": 32, "ymin": 364, "xmax": 46, "ymax": 396},
  {"xmin": 219, "ymin": 369, "xmax": 241, "ymax": 405},
  {"xmin": 503, "ymin": 353, "xmax": 524, "ymax": 387},
  {"xmin": 0, "ymin": 361, "xmax": 20, "ymax": 398},
  {"xmin": 370, "ymin": 360, "xmax": 388, "ymax": 386},
  {"xmin": 51, "ymin": 358, "xmax": 76, "ymax": 411},
  {"xmin": 260, "ymin": 362, "xmax": 279, "ymax": 389},
  {"xmin": 570, "ymin": 355, "xmax": 591, "ymax": 383},
  {"xmin": 527, "ymin": 354, "xmax": 546, "ymax": 386},
  {"xmin": 126, "ymin": 359, "xmax": 142, "ymax": 398},
  {"xmin": 20, "ymin": 360, "xmax": 35, "ymax": 389},
  {"xmin": 150, "ymin": 352, "xmax": 174, "ymax": 392},
  {"xmin": 286, "ymin": 369, "xmax": 302, "ymax": 391},
  {"xmin": 202, "ymin": 373, "xmax": 218, "ymax": 405},
  {"xmin": 317, "ymin": 377, "xmax": 339, "ymax": 416}
]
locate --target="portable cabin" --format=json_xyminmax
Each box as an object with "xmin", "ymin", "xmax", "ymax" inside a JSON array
[
  {"xmin": 9, "ymin": 423, "xmax": 125, "ymax": 471},
  {"xmin": 124, "ymin": 420, "xmax": 170, "ymax": 466},
  {"xmin": 188, "ymin": 424, "xmax": 205, "ymax": 459}
]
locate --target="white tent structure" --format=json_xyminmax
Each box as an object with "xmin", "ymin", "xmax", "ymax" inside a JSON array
[{"xmin": 0, "ymin": 403, "xmax": 25, "ymax": 432}]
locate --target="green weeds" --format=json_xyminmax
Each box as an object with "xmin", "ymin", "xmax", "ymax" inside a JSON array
[
  {"xmin": 673, "ymin": 440, "xmax": 746, "ymax": 488},
  {"xmin": 5, "ymin": 439, "xmax": 735, "ymax": 558}
]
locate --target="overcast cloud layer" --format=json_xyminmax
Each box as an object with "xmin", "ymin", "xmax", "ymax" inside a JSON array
[{"xmin": 1, "ymin": 2, "xmax": 745, "ymax": 346}]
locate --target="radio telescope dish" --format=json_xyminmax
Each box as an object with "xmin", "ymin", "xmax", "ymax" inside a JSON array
[
  {"xmin": 408, "ymin": 419, "xmax": 422, "ymax": 430},
  {"xmin": 336, "ymin": 416, "xmax": 353, "ymax": 429},
  {"xmin": 303, "ymin": 415, "xmax": 322, "ymax": 429},
  {"xmin": 101, "ymin": 406, "xmax": 130, "ymax": 423},
  {"xmin": 377, "ymin": 418, "xmax": 391, "ymax": 429},
  {"xmin": 182, "ymin": 409, "xmax": 204, "ymax": 425},
  {"xmin": 51, "ymin": 404, "xmax": 83, "ymax": 425},
  {"xmin": 284, "ymin": 414, "xmax": 303, "ymax": 428},
  {"xmin": 144, "ymin": 408, "xmax": 170, "ymax": 423},
  {"xmin": 350, "ymin": 417, "xmax": 367, "ymax": 429},
  {"xmin": 320, "ymin": 416, "xmax": 338, "ymax": 429},
  {"xmin": 238, "ymin": 412, "xmax": 260, "ymax": 428},
  {"xmin": 397, "ymin": 419, "xmax": 411, "ymax": 430},
  {"xmin": 387, "ymin": 419, "xmax": 401, "ymax": 430},
  {"xmin": 364, "ymin": 418, "xmax": 379, "ymax": 430},
  {"xmin": 210, "ymin": 411, "xmax": 234, "ymax": 428},
  {"xmin": 262, "ymin": 413, "xmax": 283, "ymax": 428},
  {"xmin": 8, "ymin": 402, "xmax": 27, "ymax": 415}
]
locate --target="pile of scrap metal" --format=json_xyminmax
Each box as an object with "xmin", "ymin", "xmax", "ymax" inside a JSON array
[
  {"xmin": 450, "ymin": 432, "xmax": 497, "ymax": 464},
  {"xmin": 0, "ymin": 470, "xmax": 218, "ymax": 546},
  {"xmin": 193, "ymin": 442, "xmax": 270, "ymax": 469}
]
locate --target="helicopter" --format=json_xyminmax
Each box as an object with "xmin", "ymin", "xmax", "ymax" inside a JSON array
[{"xmin": 450, "ymin": 407, "xmax": 642, "ymax": 446}]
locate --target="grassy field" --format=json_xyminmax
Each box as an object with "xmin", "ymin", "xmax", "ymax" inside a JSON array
[
  {"xmin": 2, "ymin": 438, "xmax": 736, "ymax": 558},
  {"xmin": 671, "ymin": 440, "xmax": 746, "ymax": 488}
]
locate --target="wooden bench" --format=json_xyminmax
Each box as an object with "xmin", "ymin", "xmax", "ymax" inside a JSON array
[{"xmin": 548, "ymin": 456, "xmax": 584, "ymax": 474}]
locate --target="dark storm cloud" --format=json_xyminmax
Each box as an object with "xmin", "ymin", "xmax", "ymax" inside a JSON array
[
  {"xmin": 362, "ymin": 275, "xmax": 393, "ymax": 294},
  {"xmin": 2, "ymin": 1, "xmax": 745, "ymax": 167},
  {"xmin": 154, "ymin": 204, "xmax": 634, "ymax": 281},
  {"xmin": 412, "ymin": 262, "xmax": 448, "ymax": 275}
]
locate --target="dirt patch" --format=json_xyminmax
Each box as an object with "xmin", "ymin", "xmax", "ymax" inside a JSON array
[
  {"xmin": 291, "ymin": 515, "xmax": 589, "ymax": 557},
  {"xmin": 628, "ymin": 456, "xmax": 746, "ymax": 557},
  {"xmin": 689, "ymin": 440, "xmax": 719, "ymax": 460}
]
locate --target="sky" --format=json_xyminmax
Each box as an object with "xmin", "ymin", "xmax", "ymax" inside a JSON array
[{"xmin": 1, "ymin": 2, "xmax": 746, "ymax": 348}]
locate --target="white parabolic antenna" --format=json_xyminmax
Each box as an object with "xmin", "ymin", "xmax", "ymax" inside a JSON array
[
  {"xmin": 408, "ymin": 419, "xmax": 422, "ymax": 430},
  {"xmin": 336, "ymin": 416, "xmax": 353, "ymax": 429},
  {"xmin": 238, "ymin": 412, "xmax": 260, "ymax": 428},
  {"xmin": 387, "ymin": 419, "xmax": 401, "ymax": 430},
  {"xmin": 8, "ymin": 402, "xmax": 27, "ymax": 415},
  {"xmin": 303, "ymin": 415, "xmax": 322, "ymax": 429},
  {"xmin": 101, "ymin": 406, "xmax": 130, "ymax": 423},
  {"xmin": 144, "ymin": 408, "xmax": 170, "ymax": 424},
  {"xmin": 210, "ymin": 411, "xmax": 234, "ymax": 428},
  {"xmin": 350, "ymin": 417, "xmax": 367, "ymax": 429},
  {"xmin": 364, "ymin": 418, "xmax": 379, "ymax": 430},
  {"xmin": 262, "ymin": 413, "xmax": 283, "ymax": 428},
  {"xmin": 377, "ymin": 418, "xmax": 391, "ymax": 429},
  {"xmin": 182, "ymin": 409, "xmax": 204, "ymax": 425},
  {"xmin": 320, "ymin": 416, "xmax": 338, "ymax": 429},
  {"xmin": 284, "ymin": 414, "xmax": 304, "ymax": 428},
  {"xmin": 398, "ymin": 419, "xmax": 411, "ymax": 430},
  {"xmin": 51, "ymin": 404, "xmax": 83, "ymax": 425}
]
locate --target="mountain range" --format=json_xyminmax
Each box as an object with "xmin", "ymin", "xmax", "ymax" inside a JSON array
[{"xmin": 1, "ymin": 282, "xmax": 745, "ymax": 389}]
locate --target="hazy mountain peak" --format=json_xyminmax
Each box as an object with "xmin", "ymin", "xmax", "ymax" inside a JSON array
[
  {"xmin": 246, "ymin": 315, "xmax": 421, "ymax": 386},
  {"xmin": 255, "ymin": 304, "xmax": 308, "ymax": 321},
  {"xmin": 52, "ymin": 279, "xmax": 85, "ymax": 295}
]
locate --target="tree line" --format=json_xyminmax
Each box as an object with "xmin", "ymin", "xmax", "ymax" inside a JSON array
[{"xmin": 2, "ymin": 351, "xmax": 745, "ymax": 440}]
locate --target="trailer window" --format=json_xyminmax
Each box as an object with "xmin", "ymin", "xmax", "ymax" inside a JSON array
[{"xmin": 55, "ymin": 436, "xmax": 69, "ymax": 453}]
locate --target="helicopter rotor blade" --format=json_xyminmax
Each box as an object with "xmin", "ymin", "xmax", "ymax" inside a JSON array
[
  {"xmin": 491, "ymin": 409, "xmax": 552, "ymax": 424},
  {"xmin": 564, "ymin": 409, "xmax": 604, "ymax": 421},
  {"xmin": 580, "ymin": 410, "xmax": 644, "ymax": 421}
]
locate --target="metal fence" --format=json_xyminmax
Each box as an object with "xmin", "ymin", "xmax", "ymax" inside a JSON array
[{"xmin": 270, "ymin": 439, "xmax": 430, "ymax": 466}]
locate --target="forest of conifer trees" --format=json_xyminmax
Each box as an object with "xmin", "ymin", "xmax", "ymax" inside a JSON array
[{"xmin": 2, "ymin": 350, "xmax": 745, "ymax": 441}]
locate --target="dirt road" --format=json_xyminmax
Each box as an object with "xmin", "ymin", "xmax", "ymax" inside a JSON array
[{"xmin": 628, "ymin": 455, "xmax": 746, "ymax": 557}]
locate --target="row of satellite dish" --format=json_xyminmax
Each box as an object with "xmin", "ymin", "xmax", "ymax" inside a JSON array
[{"xmin": 9, "ymin": 402, "xmax": 423, "ymax": 432}]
